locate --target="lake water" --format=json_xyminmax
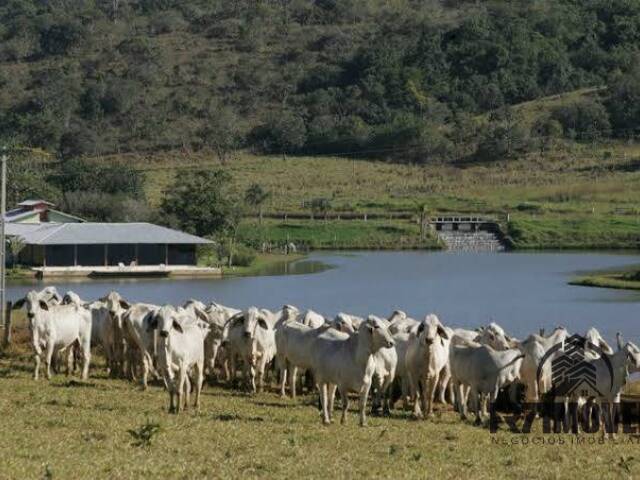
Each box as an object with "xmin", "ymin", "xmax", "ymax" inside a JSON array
[{"xmin": 7, "ymin": 251, "xmax": 640, "ymax": 342}]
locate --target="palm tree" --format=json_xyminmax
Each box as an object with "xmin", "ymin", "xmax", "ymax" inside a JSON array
[{"xmin": 244, "ymin": 183, "xmax": 271, "ymax": 225}]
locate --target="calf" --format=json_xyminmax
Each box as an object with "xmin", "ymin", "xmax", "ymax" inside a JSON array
[{"xmin": 14, "ymin": 291, "xmax": 92, "ymax": 380}]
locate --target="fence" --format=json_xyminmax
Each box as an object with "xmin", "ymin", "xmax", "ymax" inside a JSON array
[{"xmin": 1, "ymin": 301, "xmax": 12, "ymax": 346}]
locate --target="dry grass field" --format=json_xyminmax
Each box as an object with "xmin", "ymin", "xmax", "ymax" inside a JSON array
[
  {"xmin": 2, "ymin": 318, "xmax": 640, "ymax": 480},
  {"xmin": 97, "ymin": 139, "xmax": 640, "ymax": 250}
]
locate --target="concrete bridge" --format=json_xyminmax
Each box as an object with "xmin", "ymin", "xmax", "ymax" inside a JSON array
[{"xmin": 430, "ymin": 215, "xmax": 500, "ymax": 232}]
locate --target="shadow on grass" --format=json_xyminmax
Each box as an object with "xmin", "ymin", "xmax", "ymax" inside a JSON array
[
  {"xmin": 213, "ymin": 413, "xmax": 265, "ymax": 422},
  {"xmin": 54, "ymin": 379, "xmax": 110, "ymax": 390}
]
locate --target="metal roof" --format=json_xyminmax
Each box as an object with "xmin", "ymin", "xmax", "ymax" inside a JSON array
[
  {"xmin": 18, "ymin": 199, "xmax": 56, "ymax": 207},
  {"xmin": 6, "ymin": 222, "xmax": 213, "ymax": 245},
  {"xmin": 4, "ymin": 208, "xmax": 41, "ymax": 222}
]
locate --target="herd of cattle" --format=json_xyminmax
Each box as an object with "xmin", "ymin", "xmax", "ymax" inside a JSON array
[{"xmin": 11, "ymin": 286, "xmax": 640, "ymax": 429}]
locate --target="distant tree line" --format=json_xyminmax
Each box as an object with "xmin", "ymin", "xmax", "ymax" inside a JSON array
[{"xmin": 1, "ymin": 0, "xmax": 640, "ymax": 164}]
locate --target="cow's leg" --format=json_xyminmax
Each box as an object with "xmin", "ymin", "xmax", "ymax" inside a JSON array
[
  {"xmin": 457, "ymin": 382, "xmax": 468, "ymax": 420},
  {"xmin": 278, "ymin": 358, "xmax": 287, "ymax": 397},
  {"xmin": 320, "ymin": 383, "xmax": 330, "ymax": 425},
  {"xmin": 176, "ymin": 368, "xmax": 186, "ymax": 414},
  {"xmin": 358, "ymin": 380, "xmax": 372, "ymax": 427},
  {"xmin": 327, "ymin": 384, "xmax": 337, "ymax": 423},
  {"xmin": 80, "ymin": 336, "xmax": 91, "ymax": 380},
  {"xmin": 438, "ymin": 367, "xmax": 451, "ymax": 404},
  {"xmin": 65, "ymin": 348, "xmax": 74, "ymax": 377},
  {"xmin": 291, "ymin": 366, "xmax": 299, "ymax": 399},
  {"xmin": 410, "ymin": 373, "xmax": 423, "ymax": 419},
  {"xmin": 183, "ymin": 372, "xmax": 191, "ymax": 411},
  {"xmin": 426, "ymin": 373, "xmax": 438, "ymax": 417},
  {"xmin": 340, "ymin": 386, "xmax": 350, "ymax": 425},
  {"xmin": 45, "ymin": 341, "xmax": 55, "ymax": 380},
  {"xmin": 401, "ymin": 377, "xmax": 410, "ymax": 410},
  {"xmin": 195, "ymin": 362, "xmax": 204, "ymax": 411},
  {"xmin": 141, "ymin": 353, "xmax": 150, "ymax": 390}
]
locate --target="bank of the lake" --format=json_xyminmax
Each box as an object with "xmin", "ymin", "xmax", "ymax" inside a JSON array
[
  {"xmin": 221, "ymin": 253, "xmax": 306, "ymax": 276},
  {"xmin": 570, "ymin": 268, "xmax": 640, "ymax": 291}
]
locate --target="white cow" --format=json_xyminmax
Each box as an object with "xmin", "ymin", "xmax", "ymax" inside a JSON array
[
  {"xmin": 369, "ymin": 316, "xmax": 398, "ymax": 416},
  {"xmin": 62, "ymin": 291, "xmax": 114, "ymax": 374},
  {"xmin": 14, "ymin": 290, "xmax": 92, "ymax": 380},
  {"xmin": 183, "ymin": 299, "xmax": 239, "ymax": 377},
  {"xmin": 121, "ymin": 302, "xmax": 160, "ymax": 389},
  {"xmin": 405, "ymin": 314, "xmax": 451, "ymax": 418},
  {"xmin": 299, "ymin": 309, "xmax": 327, "ymax": 329},
  {"xmin": 449, "ymin": 343, "xmax": 524, "ymax": 424},
  {"xmin": 223, "ymin": 307, "xmax": 276, "ymax": 393},
  {"xmin": 388, "ymin": 310, "xmax": 419, "ymax": 335},
  {"xmin": 152, "ymin": 305, "xmax": 210, "ymax": 413},
  {"xmin": 332, "ymin": 312, "xmax": 364, "ymax": 333},
  {"xmin": 98, "ymin": 291, "xmax": 132, "ymax": 377},
  {"xmin": 275, "ymin": 320, "xmax": 333, "ymax": 398},
  {"xmin": 309, "ymin": 316, "xmax": 395, "ymax": 426},
  {"xmin": 517, "ymin": 327, "xmax": 568, "ymax": 403}
]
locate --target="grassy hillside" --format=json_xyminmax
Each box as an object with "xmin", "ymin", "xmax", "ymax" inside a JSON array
[{"xmin": 108, "ymin": 135, "xmax": 640, "ymax": 250}]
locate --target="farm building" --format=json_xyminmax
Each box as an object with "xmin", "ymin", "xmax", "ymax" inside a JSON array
[{"xmin": 5, "ymin": 200, "xmax": 213, "ymax": 271}]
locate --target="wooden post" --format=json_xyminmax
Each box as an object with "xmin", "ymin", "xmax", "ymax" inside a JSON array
[
  {"xmin": 3, "ymin": 301, "xmax": 12, "ymax": 346},
  {"xmin": 165, "ymin": 244, "xmax": 169, "ymax": 265},
  {"xmin": 104, "ymin": 245, "xmax": 108, "ymax": 266},
  {"xmin": 73, "ymin": 244, "xmax": 78, "ymax": 267}
]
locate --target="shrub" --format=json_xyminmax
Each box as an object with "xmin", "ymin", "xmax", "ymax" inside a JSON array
[
  {"xmin": 232, "ymin": 244, "xmax": 257, "ymax": 267},
  {"xmin": 550, "ymin": 99, "xmax": 611, "ymax": 141}
]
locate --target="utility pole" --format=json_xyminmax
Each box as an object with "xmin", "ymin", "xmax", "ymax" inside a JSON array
[{"xmin": 0, "ymin": 151, "xmax": 6, "ymax": 330}]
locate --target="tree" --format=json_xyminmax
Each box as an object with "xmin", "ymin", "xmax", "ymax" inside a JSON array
[
  {"xmin": 7, "ymin": 236, "xmax": 26, "ymax": 268},
  {"xmin": 161, "ymin": 169, "xmax": 236, "ymax": 237},
  {"xmin": 251, "ymin": 110, "xmax": 307, "ymax": 157},
  {"xmin": 244, "ymin": 183, "xmax": 270, "ymax": 224},
  {"xmin": 531, "ymin": 116, "xmax": 563, "ymax": 156},
  {"xmin": 606, "ymin": 72, "xmax": 640, "ymax": 135},
  {"xmin": 199, "ymin": 105, "xmax": 243, "ymax": 164}
]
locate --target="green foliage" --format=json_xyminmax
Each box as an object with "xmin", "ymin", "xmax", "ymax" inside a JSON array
[
  {"xmin": 161, "ymin": 169, "xmax": 237, "ymax": 237},
  {"xmin": 1, "ymin": 1, "xmax": 640, "ymax": 162},
  {"xmin": 550, "ymin": 99, "xmax": 611, "ymax": 141},
  {"xmin": 127, "ymin": 419, "xmax": 161, "ymax": 448},
  {"xmin": 51, "ymin": 159, "xmax": 145, "ymax": 198},
  {"xmin": 606, "ymin": 72, "xmax": 640, "ymax": 136}
]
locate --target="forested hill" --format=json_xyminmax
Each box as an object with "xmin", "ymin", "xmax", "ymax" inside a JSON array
[{"xmin": 1, "ymin": 0, "xmax": 640, "ymax": 164}]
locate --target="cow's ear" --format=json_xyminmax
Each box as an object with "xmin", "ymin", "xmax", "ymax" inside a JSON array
[
  {"xmin": 194, "ymin": 308, "xmax": 209, "ymax": 323},
  {"xmin": 228, "ymin": 312, "xmax": 244, "ymax": 326},
  {"xmin": 39, "ymin": 300, "xmax": 49, "ymax": 311},
  {"xmin": 437, "ymin": 325, "xmax": 449, "ymax": 340},
  {"xmin": 172, "ymin": 319, "xmax": 184, "ymax": 333},
  {"xmin": 12, "ymin": 298, "xmax": 26, "ymax": 309},
  {"xmin": 257, "ymin": 318, "xmax": 268, "ymax": 330},
  {"xmin": 504, "ymin": 334, "xmax": 513, "ymax": 342},
  {"xmin": 50, "ymin": 292, "xmax": 62, "ymax": 304},
  {"xmin": 147, "ymin": 313, "xmax": 159, "ymax": 332},
  {"xmin": 62, "ymin": 294, "xmax": 72, "ymax": 305},
  {"xmin": 119, "ymin": 299, "xmax": 131, "ymax": 310},
  {"xmin": 417, "ymin": 323, "xmax": 425, "ymax": 335}
]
